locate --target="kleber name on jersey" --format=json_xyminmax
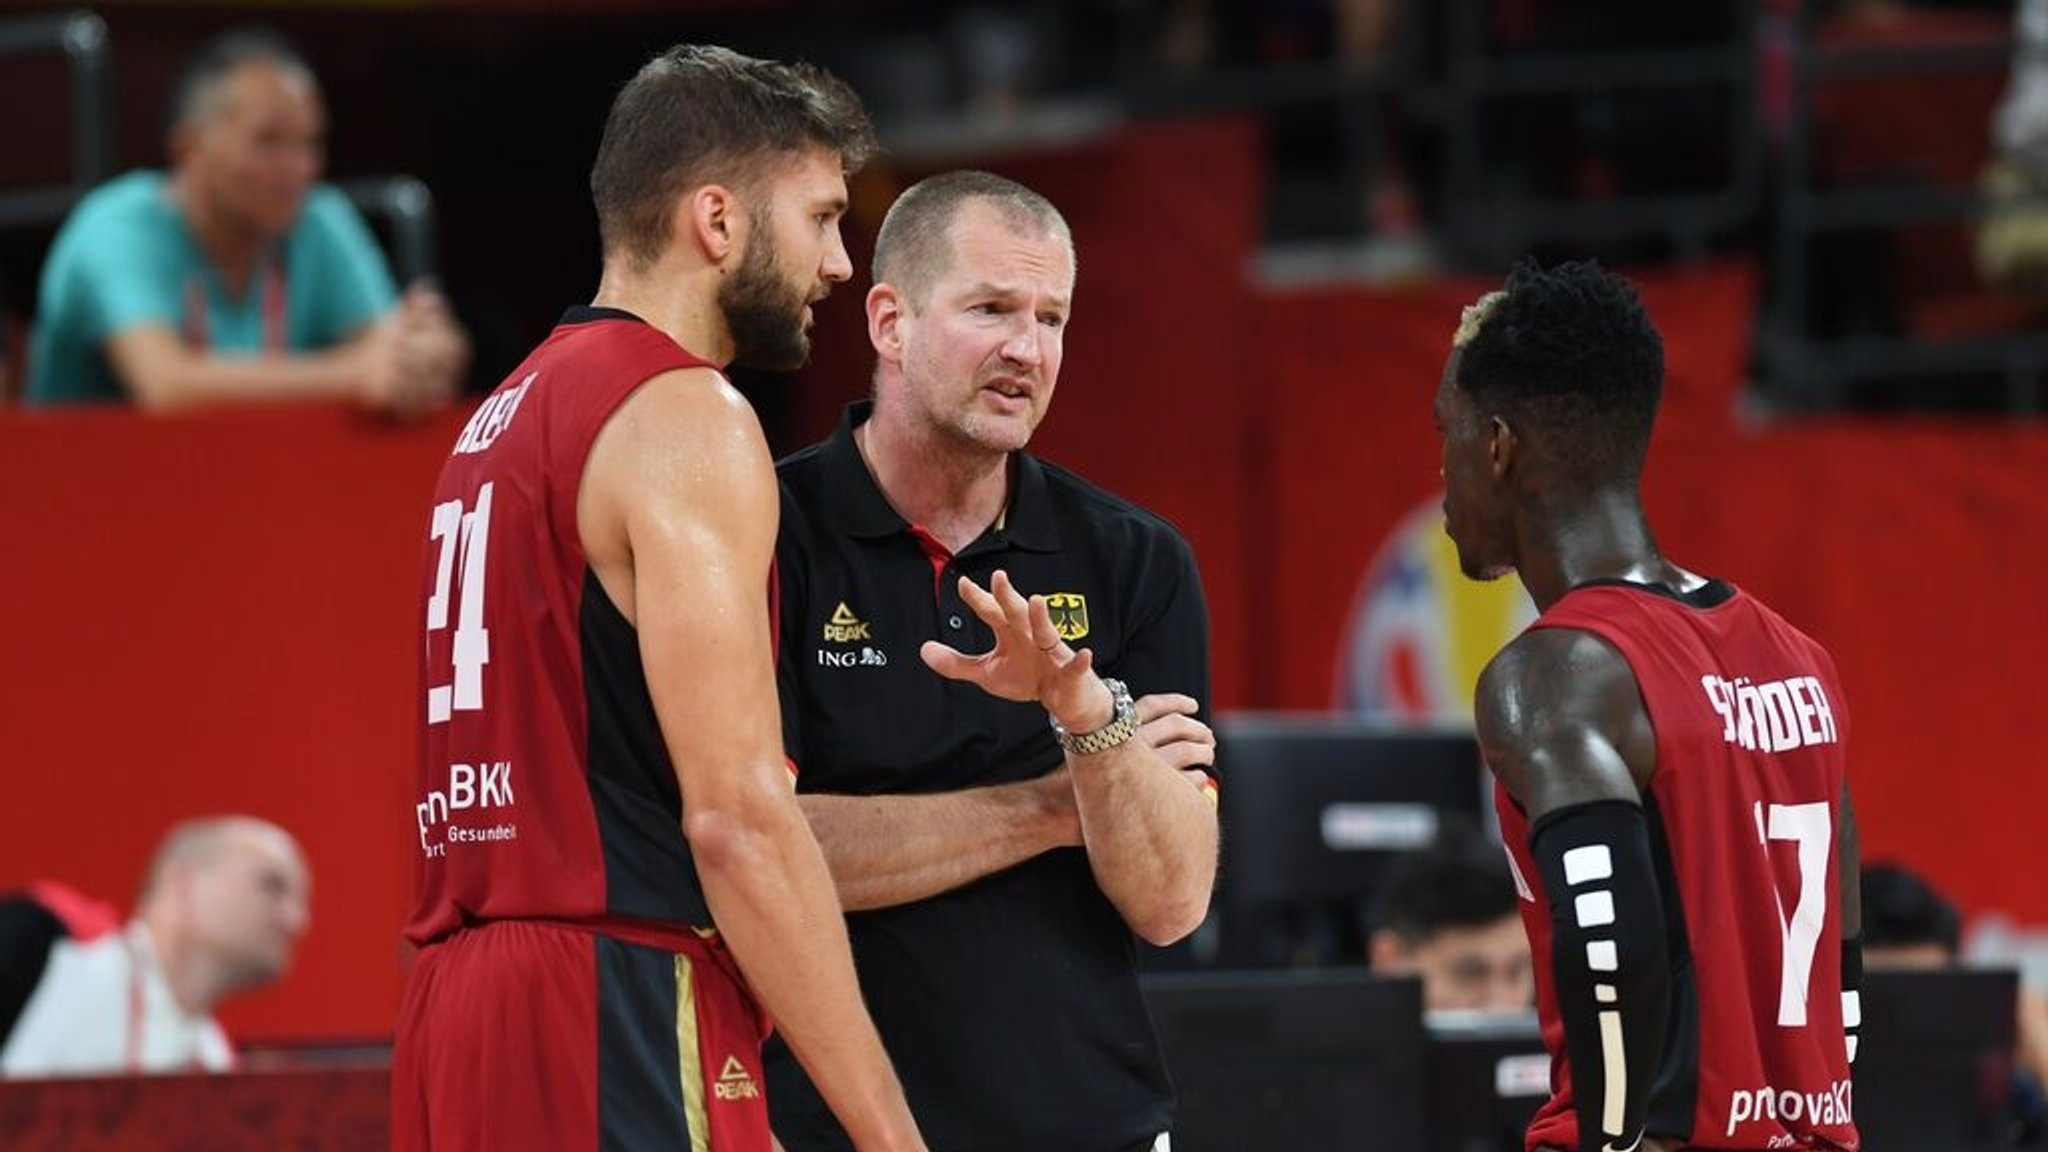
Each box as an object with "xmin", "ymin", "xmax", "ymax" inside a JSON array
[{"xmin": 451, "ymin": 373, "xmax": 534, "ymax": 456}]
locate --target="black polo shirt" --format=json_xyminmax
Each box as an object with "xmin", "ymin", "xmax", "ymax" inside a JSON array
[{"xmin": 764, "ymin": 401, "xmax": 1212, "ymax": 1152}]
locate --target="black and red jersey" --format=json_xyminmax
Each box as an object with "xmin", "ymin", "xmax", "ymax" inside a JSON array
[
  {"xmin": 405, "ymin": 307, "xmax": 723, "ymax": 948},
  {"xmin": 1498, "ymin": 579, "xmax": 1858, "ymax": 1151}
]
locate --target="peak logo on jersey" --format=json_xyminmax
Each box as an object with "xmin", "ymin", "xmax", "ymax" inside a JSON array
[
  {"xmin": 1046, "ymin": 593, "xmax": 1089, "ymax": 641},
  {"xmin": 714, "ymin": 1054, "xmax": 760, "ymax": 1101},
  {"xmin": 1701, "ymin": 674, "xmax": 1839, "ymax": 751},
  {"xmin": 823, "ymin": 601, "xmax": 872, "ymax": 643},
  {"xmin": 1340, "ymin": 497, "xmax": 1535, "ymax": 721},
  {"xmin": 452, "ymin": 374, "xmax": 534, "ymax": 456}
]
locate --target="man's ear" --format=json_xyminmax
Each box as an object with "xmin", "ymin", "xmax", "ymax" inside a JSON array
[
  {"xmin": 1486, "ymin": 414, "xmax": 1519, "ymax": 482},
  {"xmin": 868, "ymin": 282, "xmax": 906, "ymax": 363},
  {"xmin": 681, "ymin": 184, "xmax": 744, "ymax": 266}
]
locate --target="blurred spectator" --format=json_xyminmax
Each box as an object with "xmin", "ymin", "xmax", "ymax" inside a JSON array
[
  {"xmin": 1862, "ymin": 860, "xmax": 1965, "ymax": 967},
  {"xmin": 26, "ymin": 27, "xmax": 466, "ymax": 414},
  {"xmin": 1863, "ymin": 862, "xmax": 2048, "ymax": 1142},
  {"xmin": 1366, "ymin": 835, "xmax": 1533, "ymax": 1014},
  {"xmin": 1980, "ymin": 0, "xmax": 2048, "ymax": 296},
  {"xmin": 1160, "ymin": 0, "xmax": 1429, "ymax": 266},
  {"xmin": 1810, "ymin": 0, "xmax": 2016, "ymax": 345},
  {"xmin": 0, "ymin": 816, "xmax": 310, "ymax": 1078}
]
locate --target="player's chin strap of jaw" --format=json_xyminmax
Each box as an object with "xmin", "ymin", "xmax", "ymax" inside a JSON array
[{"xmin": 1531, "ymin": 799, "xmax": 1671, "ymax": 1152}]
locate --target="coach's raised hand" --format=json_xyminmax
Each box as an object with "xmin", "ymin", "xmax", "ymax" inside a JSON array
[{"xmin": 920, "ymin": 569, "xmax": 1113, "ymax": 733}]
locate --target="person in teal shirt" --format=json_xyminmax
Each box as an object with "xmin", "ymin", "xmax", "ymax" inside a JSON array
[{"xmin": 28, "ymin": 28, "xmax": 466, "ymax": 412}]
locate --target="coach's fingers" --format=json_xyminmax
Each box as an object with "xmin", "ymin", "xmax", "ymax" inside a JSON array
[{"xmin": 1134, "ymin": 693, "xmax": 1199, "ymax": 724}]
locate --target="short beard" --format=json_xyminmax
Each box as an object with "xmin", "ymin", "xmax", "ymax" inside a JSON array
[{"xmin": 719, "ymin": 222, "xmax": 811, "ymax": 372}]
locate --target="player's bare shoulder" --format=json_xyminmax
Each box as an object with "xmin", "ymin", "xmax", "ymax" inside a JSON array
[
  {"xmin": 579, "ymin": 366, "xmax": 778, "ymax": 616},
  {"xmin": 584, "ymin": 366, "xmax": 770, "ymax": 508},
  {"xmin": 596, "ymin": 365, "xmax": 763, "ymax": 465},
  {"xmin": 1476, "ymin": 627, "xmax": 1653, "ymax": 814}
]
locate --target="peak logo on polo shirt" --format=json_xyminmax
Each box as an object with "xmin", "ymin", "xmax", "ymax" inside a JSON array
[
  {"xmin": 1045, "ymin": 593, "xmax": 1089, "ymax": 642},
  {"xmin": 714, "ymin": 1054, "xmax": 760, "ymax": 1101},
  {"xmin": 823, "ymin": 601, "xmax": 872, "ymax": 643}
]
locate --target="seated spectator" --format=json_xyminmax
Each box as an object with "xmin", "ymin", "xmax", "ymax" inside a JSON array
[
  {"xmin": 1862, "ymin": 860, "xmax": 1966, "ymax": 968},
  {"xmin": 1366, "ymin": 836, "xmax": 1533, "ymax": 1015},
  {"xmin": 1980, "ymin": 0, "xmax": 2048, "ymax": 296},
  {"xmin": 1864, "ymin": 861, "xmax": 2047, "ymax": 1143},
  {"xmin": 0, "ymin": 816, "xmax": 310, "ymax": 1078},
  {"xmin": 26, "ymin": 28, "xmax": 466, "ymax": 413}
]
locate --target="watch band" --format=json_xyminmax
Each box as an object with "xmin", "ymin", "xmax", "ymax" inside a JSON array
[{"xmin": 1052, "ymin": 677, "xmax": 1138, "ymax": 756}]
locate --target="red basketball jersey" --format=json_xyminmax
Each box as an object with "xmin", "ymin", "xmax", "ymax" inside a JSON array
[
  {"xmin": 1496, "ymin": 581, "xmax": 1858, "ymax": 1151},
  {"xmin": 405, "ymin": 310, "xmax": 725, "ymax": 947}
]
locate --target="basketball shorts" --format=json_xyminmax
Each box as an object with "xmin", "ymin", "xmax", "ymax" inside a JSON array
[{"xmin": 392, "ymin": 919, "xmax": 771, "ymax": 1152}]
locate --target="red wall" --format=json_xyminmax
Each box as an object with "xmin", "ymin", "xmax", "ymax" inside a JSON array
[
  {"xmin": 1, "ymin": 119, "xmax": 2041, "ymax": 1040},
  {"xmin": 0, "ymin": 405, "xmax": 462, "ymax": 1041}
]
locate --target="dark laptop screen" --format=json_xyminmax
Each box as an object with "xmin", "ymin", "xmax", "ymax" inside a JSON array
[{"xmin": 1143, "ymin": 969, "xmax": 1426, "ymax": 1152}]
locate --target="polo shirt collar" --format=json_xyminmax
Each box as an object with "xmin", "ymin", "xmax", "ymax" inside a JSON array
[{"xmin": 821, "ymin": 401, "xmax": 1059, "ymax": 552}]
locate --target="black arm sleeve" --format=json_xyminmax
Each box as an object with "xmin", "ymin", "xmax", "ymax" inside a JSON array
[{"xmin": 1529, "ymin": 800, "xmax": 1672, "ymax": 1152}]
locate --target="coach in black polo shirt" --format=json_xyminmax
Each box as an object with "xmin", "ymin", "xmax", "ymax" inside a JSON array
[{"xmin": 765, "ymin": 171, "xmax": 1220, "ymax": 1152}]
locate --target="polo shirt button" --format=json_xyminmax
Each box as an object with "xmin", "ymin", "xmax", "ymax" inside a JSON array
[{"xmin": 948, "ymin": 615, "xmax": 963, "ymax": 630}]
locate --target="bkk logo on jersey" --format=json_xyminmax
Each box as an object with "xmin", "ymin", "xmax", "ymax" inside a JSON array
[
  {"xmin": 1339, "ymin": 496, "xmax": 1535, "ymax": 722},
  {"xmin": 416, "ymin": 761, "xmax": 517, "ymax": 856}
]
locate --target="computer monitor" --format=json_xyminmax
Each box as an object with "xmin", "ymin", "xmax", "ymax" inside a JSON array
[
  {"xmin": 1855, "ymin": 967, "xmax": 2020, "ymax": 1149},
  {"xmin": 1143, "ymin": 969, "xmax": 1425, "ymax": 1152},
  {"xmin": 1424, "ymin": 1010, "xmax": 1550, "ymax": 1152},
  {"xmin": 1216, "ymin": 715, "xmax": 1488, "ymax": 964}
]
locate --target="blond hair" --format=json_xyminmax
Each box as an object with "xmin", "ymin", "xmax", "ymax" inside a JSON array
[{"xmin": 1453, "ymin": 290, "xmax": 1507, "ymax": 348}]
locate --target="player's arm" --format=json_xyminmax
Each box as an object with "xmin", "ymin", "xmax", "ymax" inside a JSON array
[
  {"xmin": 1057, "ymin": 544, "xmax": 1219, "ymax": 946},
  {"xmin": 582, "ymin": 370, "xmax": 923, "ymax": 1152},
  {"xmin": 922, "ymin": 571, "xmax": 1218, "ymax": 946},
  {"xmin": 797, "ymin": 694, "xmax": 1215, "ymax": 911},
  {"xmin": 1478, "ymin": 627, "xmax": 1669, "ymax": 1152}
]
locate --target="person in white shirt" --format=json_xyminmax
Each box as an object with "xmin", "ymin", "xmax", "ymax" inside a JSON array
[{"xmin": 0, "ymin": 816, "xmax": 311, "ymax": 1077}]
